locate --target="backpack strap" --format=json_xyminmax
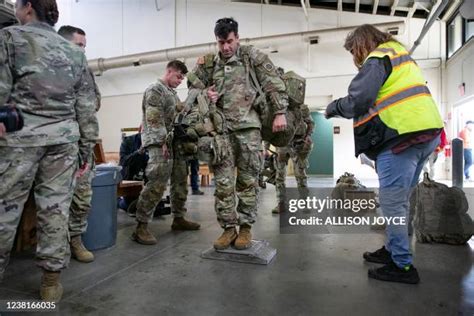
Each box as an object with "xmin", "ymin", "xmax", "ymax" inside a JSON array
[
  {"xmin": 240, "ymin": 46, "xmax": 265, "ymax": 103},
  {"xmin": 203, "ymin": 53, "xmax": 216, "ymax": 86}
]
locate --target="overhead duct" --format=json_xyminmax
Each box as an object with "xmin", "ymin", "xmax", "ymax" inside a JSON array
[
  {"xmin": 441, "ymin": 0, "xmax": 463, "ymax": 22},
  {"xmin": 89, "ymin": 21, "xmax": 404, "ymax": 74}
]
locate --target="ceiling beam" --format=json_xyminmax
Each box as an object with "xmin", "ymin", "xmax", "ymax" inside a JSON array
[
  {"xmin": 407, "ymin": 2, "xmax": 418, "ymax": 19},
  {"xmin": 300, "ymin": 0, "xmax": 309, "ymax": 18},
  {"xmin": 373, "ymin": 0, "xmax": 379, "ymax": 14},
  {"xmin": 391, "ymin": 0, "xmax": 399, "ymax": 16}
]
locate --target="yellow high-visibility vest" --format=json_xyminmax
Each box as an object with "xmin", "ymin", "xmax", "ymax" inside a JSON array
[{"xmin": 353, "ymin": 41, "xmax": 443, "ymax": 134}]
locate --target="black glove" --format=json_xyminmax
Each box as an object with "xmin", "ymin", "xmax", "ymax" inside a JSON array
[{"xmin": 0, "ymin": 106, "xmax": 24, "ymax": 132}]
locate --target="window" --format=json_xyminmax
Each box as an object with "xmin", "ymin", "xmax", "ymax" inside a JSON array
[
  {"xmin": 447, "ymin": 9, "xmax": 474, "ymax": 59},
  {"xmin": 466, "ymin": 19, "xmax": 474, "ymax": 42},
  {"xmin": 447, "ymin": 14, "xmax": 463, "ymax": 58}
]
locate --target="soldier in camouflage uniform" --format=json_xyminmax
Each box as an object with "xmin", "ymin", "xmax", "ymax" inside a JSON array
[
  {"xmin": 0, "ymin": 0, "xmax": 98, "ymax": 302},
  {"xmin": 132, "ymin": 60, "xmax": 200, "ymax": 246},
  {"xmin": 187, "ymin": 17, "xmax": 288, "ymax": 250},
  {"xmin": 270, "ymin": 103, "xmax": 314, "ymax": 214},
  {"xmin": 58, "ymin": 25, "xmax": 101, "ymax": 264}
]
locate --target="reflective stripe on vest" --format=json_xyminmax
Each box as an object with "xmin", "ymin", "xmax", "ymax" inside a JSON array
[
  {"xmin": 354, "ymin": 84, "xmax": 431, "ymax": 127},
  {"xmin": 353, "ymin": 41, "xmax": 443, "ymax": 133}
]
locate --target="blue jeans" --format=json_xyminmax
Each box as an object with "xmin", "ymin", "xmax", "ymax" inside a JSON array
[
  {"xmin": 376, "ymin": 136, "xmax": 439, "ymax": 268},
  {"xmin": 189, "ymin": 159, "xmax": 200, "ymax": 191},
  {"xmin": 464, "ymin": 149, "xmax": 472, "ymax": 179}
]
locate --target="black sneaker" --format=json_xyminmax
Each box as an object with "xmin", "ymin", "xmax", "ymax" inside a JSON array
[
  {"xmin": 368, "ymin": 262, "xmax": 420, "ymax": 284},
  {"xmin": 363, "ymin": 246, "xmax": 392, "ymax": 264},
  {"xmin": 192, "ymin": 190, "xmax": 204, "ymax": 195}
]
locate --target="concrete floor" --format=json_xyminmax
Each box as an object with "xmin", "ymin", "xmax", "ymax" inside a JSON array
[{"xmin": 1, "ymin": 177, "xmax": 474, "ymax": 315}]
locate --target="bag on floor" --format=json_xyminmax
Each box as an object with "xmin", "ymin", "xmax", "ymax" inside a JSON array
[
  {"xmin": 410, "ymin": 173, "xmax": 474, "ymax": 245},
  {"xmin": 331, "ymin": 172, "xmax": 366, "ymax": 200}
]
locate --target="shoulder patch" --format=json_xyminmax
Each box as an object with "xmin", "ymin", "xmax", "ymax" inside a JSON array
[{"xmin": 263, "ymin": 63, "xmax": 274, "ymax": 72}]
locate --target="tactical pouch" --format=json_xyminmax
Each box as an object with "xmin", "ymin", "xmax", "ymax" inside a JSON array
[{"xmin": 197, "ymin": 136, "xmax": 215, "ymax": 163}]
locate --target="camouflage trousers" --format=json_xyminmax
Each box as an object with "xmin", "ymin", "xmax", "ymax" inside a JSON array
[
  {"xmin": 69, "ymin": 156, "xmax": 95, "ymax": 237},
  {"xmin": 170, "ymin": 142, "xmax": 191, "ymax": 218},
  {"xmin": 275, "ymin": 138, "xmax": 313, "ymax": 202},
  {"xmin": 0, "ymin": 144, "xmax": 78, "ymax": 276},
  {"xmin": 135, "ymin": 145, "xmax": 189, "ymax": 223},
  {"xmin": 212, "ymin": 128, "xmax": 263, "ymax": 228}
]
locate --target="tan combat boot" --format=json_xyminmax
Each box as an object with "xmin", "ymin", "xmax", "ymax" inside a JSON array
[
  {"xmin": 70, "ymin": 235, "xmax": 94, "ymax": 263},
  {"xmin": 131, "ymin": 222, "xmax": 157, "ymax": 245},
  {"xmin": 171, "ymin": 217, "xmax": 201, "ymax": 231},
  {"xmin": 213, "ymin": 227, "xmax": 238, "ymax": 250},
  {"xmin": 40, "ymin": 270, "xmax": 63, "ymax": 302},
  {"xmin": 235, "ymin": 224, "xmax": 252, "ymax": 250},
  {"xmin": 272, "ymin": 202, "xmax": 285, "ymax": 214},
  {"xmin": 271, "ymin": 205, "xmax": 281, "ymax": 214}
]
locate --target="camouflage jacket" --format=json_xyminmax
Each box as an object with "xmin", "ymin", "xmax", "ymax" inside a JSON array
[
  {"xmin": 141, "ymin": 79, "xmax": 178, "ymax": 147},
  {"xmin": 0, "ymin": 22, "xmax": 99, "ymax": 160},
  {"xmin": 188, "ymin": 45, "xmax": 288, "ymax": 131}
]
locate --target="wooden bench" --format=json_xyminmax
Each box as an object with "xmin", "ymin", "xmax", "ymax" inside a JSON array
[
  {"xmin": 117, "ymin": 180, "xmax": 143, "ymax": 200},
  {"xmin": 199, "ymin": 164, "xmax": 212, "ymax": 186}
]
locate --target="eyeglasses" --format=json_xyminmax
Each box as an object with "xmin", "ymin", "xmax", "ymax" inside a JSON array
[{"xmin": 216, "ymin": 18, "xmax": 235, "ymax": 25}]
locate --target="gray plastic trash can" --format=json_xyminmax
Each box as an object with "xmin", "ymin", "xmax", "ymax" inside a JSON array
[{"xmin": 82, "ymin": 165, "xmax": 122, "ymax": 251}]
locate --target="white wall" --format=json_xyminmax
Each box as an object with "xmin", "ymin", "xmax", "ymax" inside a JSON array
[
  {"xmin": 446, "ymin": 39, "xmax": 474, "ymax": 109},
  {"xmin": 57, "ymin": 0, "xmax": 176, "ymax": 58},
  {"xmin": 56, "ymin": 1, "xmax": 445, "ymax": 180}
]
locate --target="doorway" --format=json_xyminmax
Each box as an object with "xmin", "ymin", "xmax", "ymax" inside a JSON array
[{"xmin": 308, "ymin": 112, "xmax": 333, "ymax": 175}]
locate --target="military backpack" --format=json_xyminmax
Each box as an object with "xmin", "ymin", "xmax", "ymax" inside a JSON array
[
  {"xmin": 409, "ymin": 173, "xmax": 474, "ymax": 245},
  {"xmin": 248, "ymin": 67, "xmax": 306, "ymax": 147}
]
